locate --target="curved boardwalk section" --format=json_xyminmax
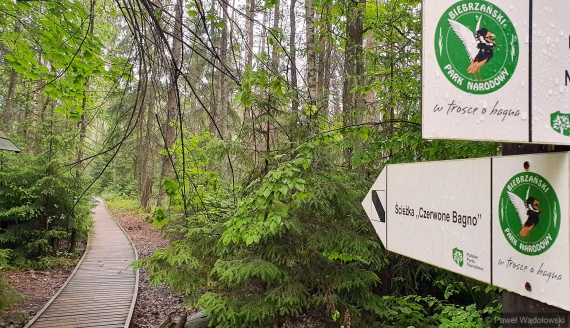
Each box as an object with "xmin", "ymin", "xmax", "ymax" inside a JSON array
[{"xmin": 27, "ymin": 199, "xmax": 138, "ymax": 328}]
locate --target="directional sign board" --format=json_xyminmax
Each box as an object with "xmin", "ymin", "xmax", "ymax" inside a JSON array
[
  {"xmin": 422, "ymin": 0, "xmax": 570, "ymax": 144},
  {"xmin": 362, "ymin": 152, "xmax": 570, "ymax": 310}
]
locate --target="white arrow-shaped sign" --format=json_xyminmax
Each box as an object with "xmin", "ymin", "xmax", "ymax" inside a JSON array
[
  {"xmin": 362, "ymin": 168, "xmax": 387, "ymax": 247},
  {"xmin": 363, "ymin": 152, "xmax": 570, "ymax": 310}
]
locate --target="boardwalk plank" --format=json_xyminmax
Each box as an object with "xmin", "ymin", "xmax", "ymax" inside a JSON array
[
  {"xmin": 33, "ymin": 314, "xmax": 129, "ymax": 323},
  {"xmin": 33, "ymin": 311, "xmax": 129, "ymax": 321},
  {"xmin": 41, "ymin": 306, "xmax": 131, "ymax": 316},
  {"xmin": 31, "ymin": 318, "xmax": 125, "ymax": 327}
]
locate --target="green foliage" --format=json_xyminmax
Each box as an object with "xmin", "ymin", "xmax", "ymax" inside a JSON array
[
  {"xmin": 153, "ymin": 206, "xmax": 169, "ymax": 228},
  {"xmin": 133, "ymin": 1, "xmax": 504, "ymax": 321},
  {"xmin": 137, "ymin": 132, "xmax": 392, "ymax": 327},
  {"xmin": 234, "ymin": 69, "xmax": 291, "ymax": 110},
  {"xmin": 92, "ymin": 148, "xmax": 139, "ymax": 200},
  {"xmin": 377, "ymin": 294, "xmax": 500, "ymax": 328},
  {"xmin": 0, "ymin": 249, "xmax": 23, "ymax": 312},
  {"xmin": 0, "ymin": 149, "xmax": 91, "ymax": 262},
  {"xmin": 1, "ymin": 0, "xmax": 108, "ymax": 117},
  {"xmin": 221, "ymin": 154, "xmax": 310, "ymax": 246},
  {"xmin": 0, "ymin": 275, "xmax": 22, "ymax": 313},
  {"xmin": 28, "ymin": 253, "xmax": 80, "ymax": 270},
  {"xmin": 104, "ymin": 194, "xmax": 140, "ymax": 213},
  {"xmin": 0, "ymin": 249, "xmax": 9, "ymax": 269},
  {"xmin": 332, "ymin": 310, "xmax": 345, "ymax": 328},
  {"xmin": 437, "ymin": 304, "xmax": 486, "ymax": 328},
  {"xmin": 136, "ymin": 126, "xmax": 504, "ymax": 327}
]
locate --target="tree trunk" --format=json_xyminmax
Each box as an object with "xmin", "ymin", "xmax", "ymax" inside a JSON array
[
  {"xmin": 2, "ymin": 68, "xmax": 18, "ymax": 131},
  {"xmin": 305, "ymin": 0, "xmax": 317, "ymax": 107},
  {"xmin": 261, "ymin": 10, "xmax": 268, "ymax": 56},
  {"xmin": 138, "ymin": 86, "xmax": 155, "ymax": 212},
  {"xmin": 136, "ymin": 84, "xmax": 145, "ymax": 197},
  {"xmin": 289, "ymin": 0, "xmax": 298, "ymax": 113},
  {"xmin": 219, "ymin": 0, "xmax": 229, "ymax": 139},
  {"xmin": 3, "ymin": 23, "xmax": 21, "ymax": 132},
  {"xmin": 246, "ymin": 0, "xmax": 255, "ymax": 68},
  {"xmin": 271, "ymin": 0, "xmax": 281, "ymax": 72},
  {"xmin": 317, "ymin": 1, "xmax": 332, "ymax": 116},
  {"xmin": 76, "ymin": 0, "xmax": 96, "ymax": 177},
  {"xmin": 242, "ymin": 0, "xmax": 255, "ymax": 122},
  {"xmin": 342, "ymin": 0, "xmax": 365, "ymax": 166},
  {"xmin": 70, "ymin": 0, "xmax": 96, "ymax": 251},
  {"xmin": 262, "ymin": 0, "xmax": 281, "ymax": 169},
  {"xmin": 157, "ymin": 0, "xmax": 183, "ymax": 208},
  {"xmin": 342, "ymin": 0, "xmax": 365, "ymax": 118}
]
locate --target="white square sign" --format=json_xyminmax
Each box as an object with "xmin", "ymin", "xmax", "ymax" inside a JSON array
[
  {"xmin": 423, "ymin": 0, "xmax": 570, "ymax": 144},
  {"xmin": 492, "ymin": 152, "xmax": 570, "ymax": 310}
]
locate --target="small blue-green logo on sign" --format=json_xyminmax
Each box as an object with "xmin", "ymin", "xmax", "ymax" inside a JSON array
[
  {"xmin": 551, "ymin": 111, "xmax": 570, "ymax": 136},
  {"xmin": 453, "ymin": 247, "xmax": 464, "ymax": 267}
]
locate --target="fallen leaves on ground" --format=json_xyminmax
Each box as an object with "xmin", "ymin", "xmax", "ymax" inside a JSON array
[
  {"xmin": 113, "ymin": 211, "xmax": 188, "ymax": 327},
  {"xmin": 1, "ymin": 259, "xmax": 80, "ymax": 327}
]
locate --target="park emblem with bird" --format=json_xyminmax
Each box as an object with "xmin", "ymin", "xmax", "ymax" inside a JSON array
[
  {"xmin": 499, "ymin": 172, "xmax": 560, "ymax": 256},
  {"xmin": 435, "ymin": 1, "xmax": 519, "ymax": 94}
]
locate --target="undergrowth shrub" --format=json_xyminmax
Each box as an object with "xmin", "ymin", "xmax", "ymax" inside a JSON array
[
  {"xmin": 135, "ymin": 132, "xmax": 391, "ymax": 327},
  {"xmin": 134, "ymin": 129, "xmax": 502, "ymax": 327},
  {"xmin": 0, "ymin": 151, "xmax": 91, "ymax": 264},
  {"xmin": 0, "ymin": 249, "xmax": 22, "ymax": 312}
]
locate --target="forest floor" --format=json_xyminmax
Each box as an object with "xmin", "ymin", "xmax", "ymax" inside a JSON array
[
  {"xmin": 1, "ymin": 208, "xmax": 187, "ymax": 328},
  {"xmin": 113, "ymin": 210, "xmax": 188, "ymax": 327},
  {"xmin": 0, "ymin": 242, "xmax": 87, "ymax": 327},
  {"xmin": 1, "ymin": 266, "xmax": 76, "ymax": 327}
]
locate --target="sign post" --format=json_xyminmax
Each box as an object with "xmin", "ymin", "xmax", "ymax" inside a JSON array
[
  {"xmin": 404, "ymin": 0, "xmax": 570, "ymax": 321},
  {"xmin": 362, "ymin": 152, "xmax": 570, "ymax": 311}
]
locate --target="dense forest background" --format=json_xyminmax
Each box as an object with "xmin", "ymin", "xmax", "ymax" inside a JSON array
[{"xmin": 0, "ymin": 0, "xmax": 504, "ymax": 326}]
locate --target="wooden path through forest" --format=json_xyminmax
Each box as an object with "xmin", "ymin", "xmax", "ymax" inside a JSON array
[{"xmin": 25, "ymin": 198, "xmax": 138, "ymax": 328}]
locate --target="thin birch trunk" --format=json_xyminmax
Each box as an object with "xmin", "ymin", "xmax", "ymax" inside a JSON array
[
  {"xmin": 305, "ymin": 0, "xmax": 317, "ymax": 106},
  {"xmin": 289, "ymin": 0, "xmax": 298, "ymax": 113},
  {"xmin": 270, "ymin": 0, "xmax": 280, "ymax": 71},
  {"xmin": 219, "ymin": 0, "xmax": 228, "ymax": 139},
  {"xmin": 3, "ymin": 69, "xmax": 17, "ymax": 131}
]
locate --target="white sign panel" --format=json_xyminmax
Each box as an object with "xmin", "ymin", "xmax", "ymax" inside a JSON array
[
  {"xmin": 531, "ymin": 2, "xmax": 570, "ymax": 144},
  {"xmin": 362, "ymin": 152, "xmax": 570, "ymax": 310},
  {"xmin": 387, "ymin": 159, "xmax": 492, "ymax": 283},
  {"xmin": 492, "ymin": 152, "xmax": 570, "ymax": 310},
  {"xmin": 422, "ymin": 0, "xmax": 570, "ymax": 144}
]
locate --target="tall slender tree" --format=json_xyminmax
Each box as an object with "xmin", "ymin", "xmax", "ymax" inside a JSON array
[
  {"xmin": 157, "ymin": 0, "xmax": 183, "ymax": 207},
  {"xmin": 305, "ymin": 0, "xmax": 317, "ymax": 106},
  {"xmin": 289, "ymin": 0, "xmax": 298, "ymax": 113},
  {"xmin": 342, "ymin": 0, "xmax": 366, "ymax": 165}
]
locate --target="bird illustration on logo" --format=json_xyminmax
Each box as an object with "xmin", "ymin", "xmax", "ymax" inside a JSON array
[
  {"xmin": 448, "ymin": 16, "xmax": 497, "ymax": 81},
  {"xmin": 499, "ymin": 172, "xmax": 558, "ymax": 256},
  {"xmin": 507, "ymin": 187, "xmax": 541, "ymax": 238}
]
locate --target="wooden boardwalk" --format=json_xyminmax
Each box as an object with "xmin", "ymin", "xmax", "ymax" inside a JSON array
[{"xmin": 26, "ymin": 198, "xmax": 138, "ymax": 328}]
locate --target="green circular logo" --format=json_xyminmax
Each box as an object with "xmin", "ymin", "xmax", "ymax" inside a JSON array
[
  {"xmin": 499, "ymin": 172, "xmax": 560, "ymax": 256},
  {"xmin": 435, "ymin": 1, "xmax": 519, "ymax": 94}
]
